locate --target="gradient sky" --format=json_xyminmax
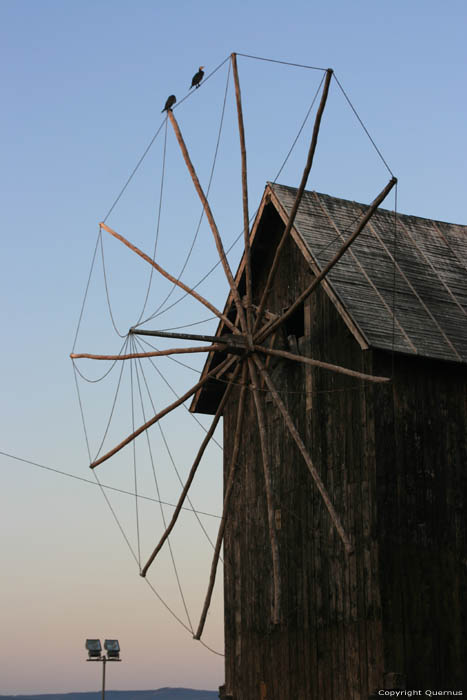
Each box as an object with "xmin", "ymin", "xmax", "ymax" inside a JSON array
[{"xmin": 1, "ymin": 0, "xmax": 466, "ymax": 694}]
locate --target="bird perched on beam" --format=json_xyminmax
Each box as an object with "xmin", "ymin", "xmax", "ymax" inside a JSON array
[
  {"xmin": 190, "ymin": 66, "xmax": 204, "ymax": 89},
  {"xmin": 162, "ymin": 94, "xmax": 176, "ymax": 112}
]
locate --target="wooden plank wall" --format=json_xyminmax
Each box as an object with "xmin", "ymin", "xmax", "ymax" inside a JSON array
[
  {"xmin": 374, "ymin": 352, "xmax": 467, "ymax": 690},
  {"xmin": 222, "ymin": 204, "xmax": 385, "ymax": 699}
]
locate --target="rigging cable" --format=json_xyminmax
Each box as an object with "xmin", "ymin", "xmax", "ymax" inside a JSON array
[
  {"xmin": 158, "ymin": 316, "xmax": 217, "ymax": 331},
  {"xmin": 134, "ymin": 117, "xmax": 169, "ymax": 325},
  {"xmin": 91, "ymin": 335, "xmax": 130, "ymax": 463},
  {"xmin": 236, "ymin": 53, "xmax": 327, "ymax": 72},
  {"xmin": 103, "ymin": 121, "xmax": 165, "ymax": 224},
  {"xmin": 72, "ymin": 336, "xmax": 129, "ymax": 384},
  {"xmin": 272, "ymin": 72, "xmax": 325, "ymax": 183},
  {"xmin": 100, "ymin": 229, "xmax": 128, "ymax": 338},
  {"xmin": 143, "ymin": 578, "xmax": 224, "ymax": 657},
  {"xmin": 332, "ymin": 72, "xmax": 394, "ymax": 177},
  {"xmin": 136, "ymin": 335, "xmax": 201, "ymax": 374},
  {"xmin": 71, "ymin": 229, "xmax": 101, "ymax": 354},
  {"xmin": 130, "ymin": 348, "xmax": 142, "ymax": 568}
]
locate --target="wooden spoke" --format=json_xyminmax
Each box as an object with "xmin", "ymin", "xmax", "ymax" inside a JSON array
[
  {"xmin": 140, "ymin": 362, "xmax": 242, "ymax": 579},
  {"xmin": 253, "ymin": 68, "xmax": 333, "ymax": 334},
  {"xmin": 252, "ymin": 353, "xmax": 353, "ymax": 554},
  {"xmin": 71, "ymin": 344, "xmax": 225, "ymax": 361},
  {"xmin": 167, "ymin": 110, "xmax": 248, "ymax": 336},
  {"xmin": 255, "ymin": 176, "xmax": 397, "ymax": 345},
  {"xmin": 100, "ymin": 222, "xmax": 239, "ymax": 336},
  {"xmin": 90, "ymin": 354, "xmax": 238, "ymax": 469},
  {"xmin": 254, "ymin": 345, "xmax": 390, "ymax": 383},
  {"xmin": 130, "ymin": 329, "xmax": 228, "ymax": 343},
  {"xmin": 231, "ymin": 53, "xmax": 253, "ymax": 336},
  {"xmin": 194, "ymin": 364, "xmax": 248, "ymax": 639},
  {"xmin": 248, "ymin": 358, "xmax": 281, "ymax": 624}
]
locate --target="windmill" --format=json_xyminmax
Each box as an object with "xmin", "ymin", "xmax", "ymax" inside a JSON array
[{"xmin": 71, "ymin": 54, "xmax": 408, "ymax": 698}]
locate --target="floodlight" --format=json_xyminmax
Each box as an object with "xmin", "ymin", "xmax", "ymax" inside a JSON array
[
  {"xmin": 104, "ymin": 639, "xmax": 120, "ymax": 659},
  {"xmin": 85, "ymin": 639, "xmax": 102, "ymax": 659}
]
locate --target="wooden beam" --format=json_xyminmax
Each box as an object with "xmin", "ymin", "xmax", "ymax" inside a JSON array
[
  {"xmin": 231, "ymin": 53, "xmax": 253, "ymax": 336},
  {"xmin": 255, "ymin": 176, "xmax": 397, "ymax": 344},
  {"xmin": 90, "ymin": 354, "xmax": 238, "ymax": 469},
  {"xmin": 71, "ymin": 344, "xmax": 225, "ymax": 361},
  {"xmin": 255, "ymin": 345, "xmax": 390, "ymax": 383},
  {"xmin": 194, "ymin": 364, "xmax": 248, "ymax": 639},
  {"xmin": 248, "ymin": 357, "xmax": 281, "ymax": 624},
  {"xmin": 130, "ymin": 329, "xmax": 225, "ymax": 343},
  {"xmin": 252, "ymin": 353, "xmax": 353, "ymax": 554},
  {"xmin": 140, "ymin": 362, "xmax": 242, "ymax": 578},
  {"xmin": 100, "ymin": 222, "xmax": 239, "ymax": 336},
  {"xmin": 253, "ymin": 68, "xmax": 333, "ymax": 334},
  {"xmin": 167, "ymin": 110, "xmax": 248, "ymax": 336}
]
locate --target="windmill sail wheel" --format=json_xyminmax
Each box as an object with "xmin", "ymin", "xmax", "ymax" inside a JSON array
[{"xmin": 71, "ymin": 56, "xmax": 396, "ymax": 639}]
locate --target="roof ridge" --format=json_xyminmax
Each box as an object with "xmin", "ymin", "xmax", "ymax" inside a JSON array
[{"xmin": 267, "ymin": 181, "xmax": 466, "ymax": 229}]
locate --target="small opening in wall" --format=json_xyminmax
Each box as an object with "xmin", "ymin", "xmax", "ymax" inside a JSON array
[{"xmin": 284, "ymin": 303, "xmax": 304, "ymax": 340}]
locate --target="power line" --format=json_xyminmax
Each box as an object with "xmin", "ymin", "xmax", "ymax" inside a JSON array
[{"xmin": 0, "ymin": 449, "xmax": 221, "ymax": 518}]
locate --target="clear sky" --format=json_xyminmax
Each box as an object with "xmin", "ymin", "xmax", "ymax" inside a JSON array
[{"xmin": 1, "ymin": 0, "xmax": 466, "ymax": 694}]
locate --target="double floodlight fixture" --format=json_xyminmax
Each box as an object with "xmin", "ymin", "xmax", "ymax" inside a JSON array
[{"xmin": 85, "ymin": 638, "xmax": 121, "ymax": 661}]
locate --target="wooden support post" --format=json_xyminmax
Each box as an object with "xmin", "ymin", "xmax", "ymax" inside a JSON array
[
  {"xmin": 231, "ymin": 53, "xmax": 253, "ymax": 337},
  {"xmin": 255, "ymin": 176, "xmax": 397, "ymax": 345},
  {"xmin": 253, "ymin": 68, "xmax": 333, "ymax": 333},
  {"xmin": 100, "ymin": 222, "xmax": 239, "ymax": 336},
  {"xmin": 252, "ymin": 354, "xmax": 353, "ymax": 554},
  {"xmin": 248, "ymin": 358, "xmax": 282, "ymax": 624},
  {"xmin": 254, "ymin": 345, "xmax": 390, "ymax": 383},
  {"xmin": 167, "ymin": 110, "xmax": 248, "ymax": 336},
  {"xmin": 141, "ymin": 363, "xmax": 242, "ymax": 578},
  {"xmin": 194, "ymin": 364, "xmax": 248, "ymax": 639},
  {"xmin": 71, "ymin": 344, "xmax": 225, "ymax": 361},
  {"xmin": 90, "ymin": 354, "xmax": 237, "ymax": 469},
  {"xmin": 259, "ymin": 331, "xmax": 278, "ymax": 390}
]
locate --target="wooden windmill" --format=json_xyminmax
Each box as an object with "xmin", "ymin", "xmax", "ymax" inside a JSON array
[{"xmin": 72, "ymin": 54, "xmax": 467, "ymax": 698}]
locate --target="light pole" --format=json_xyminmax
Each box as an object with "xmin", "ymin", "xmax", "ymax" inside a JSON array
[{"xmin": 85, "ymin": 638, "xmax": 121, "ymax": 700}]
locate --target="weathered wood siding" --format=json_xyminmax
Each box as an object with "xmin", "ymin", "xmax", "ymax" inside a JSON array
[{"xmin": 374, "ymin": 352, "xmax": 467, "ymax": 690}]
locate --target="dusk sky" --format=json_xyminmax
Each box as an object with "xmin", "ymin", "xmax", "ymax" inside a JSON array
[{"xmin": 1, "ymin": 0, "xmax": 466, "ymax": 694}]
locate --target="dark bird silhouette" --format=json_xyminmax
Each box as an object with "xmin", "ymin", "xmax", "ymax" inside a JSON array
[
  {"xmin": 190, "ymin": 66, "xmax": 205, "ymax": 89},
  {"xmin": 162, "ymin": 94, "xmax": 176, "ymax": 113}
]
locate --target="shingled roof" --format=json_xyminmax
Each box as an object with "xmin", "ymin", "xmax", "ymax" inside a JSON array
[
  {"xmin": 270, "ymin": 182, "xmax": 467, "ymax": 364},
  {"xmin": 191, "ymin": 182, "xmax": 467, "ymax": 414}
]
